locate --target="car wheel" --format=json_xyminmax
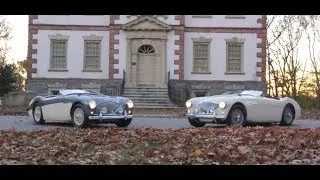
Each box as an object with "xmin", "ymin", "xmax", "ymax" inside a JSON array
[
  {"xmin": 280, "ymin": 105, "xmax": 294, "ymax": 126},
  {"xmin": 188, "ymin": 118, "xmax": 206, "ymax": 127},
  {"xmin": 116, "ymin": 118, "xmax": 132, "ymax": 127},
  {"xmin": 226, "ymin": 104, "xmax": 246, "ymax": 126},
  {"xmin": 71, "ymin": 104, "xmax": 88, "ymax": 128},
  {"xmin": 33, "ymin": 104, "xmax": 45, "ymax": 124}
]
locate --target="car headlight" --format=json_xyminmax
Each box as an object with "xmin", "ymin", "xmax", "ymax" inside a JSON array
[
  {"xmin": 127, "ymin": 100, "xmax": 134, "ymax": 108},
  {"xmin": 186, "ymin": 100, "xmax": 192, "ymax": 108},
  {"xmin": 88, "ymin": 100, "xmax": 96, "ymax": 109},
  {"xmin": 219, "ymin": 102, "xmax": 226, "ymax": 109}
]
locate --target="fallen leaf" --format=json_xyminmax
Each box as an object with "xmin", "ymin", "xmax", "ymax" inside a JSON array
[{"xmin": 195, "ymin": 149, "xmax": 202, "ymax": 156}]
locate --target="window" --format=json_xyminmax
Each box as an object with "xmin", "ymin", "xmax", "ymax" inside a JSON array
[
  {"xmin": 226, "ymin": 42, "xmax": 243, "ymax": 73},
  {"xmin": 193, "ymin": 42, "xmax": 210, "ymax": 73},
  {"xmin": 84, "ymin": 40, "xmax": 101, "ymax": 71},
  {"xmin": 138, "ymin": 44, "xmax": 155, "ymax": 54},
  {"xmin": 50, "ymin": 40, "xmax": 67, "ymax": 70},
  {"xmin": 50, "ymin": 90, "xmax": 60, "ymax": 95},
  {"xmin": 195, "ymin": 92, "xmax": 206, "ymax": 97}
]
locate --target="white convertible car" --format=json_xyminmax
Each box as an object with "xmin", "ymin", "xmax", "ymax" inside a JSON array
[{"xmin": 185, "ymin": 90, "xmax": 301, "ymax": 127}]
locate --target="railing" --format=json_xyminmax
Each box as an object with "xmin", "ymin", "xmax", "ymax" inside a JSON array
[
  {"xmin": 121, "ymin": 70, "xmax": 126, "ymax": 95},
  {"xmin": 167, "ymin": 70, "xmax": 171, "ymax": 100}
]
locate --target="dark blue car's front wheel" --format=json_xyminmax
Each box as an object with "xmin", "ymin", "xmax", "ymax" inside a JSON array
[
  {"xmin": 116, "ymin": 118, "xmax": 132, "ymax": 127},
  {"xmin": 33, "ymin": 103, "xmax": 45, "ymax": 125},
  {"xmin": 71, "ymin": 104, "xmax": 88, "ymax": 128}
]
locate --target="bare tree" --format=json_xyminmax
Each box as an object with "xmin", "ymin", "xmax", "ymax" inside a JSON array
[
  {"xmin": 306, "ymin": 17, "xmax": 320, "ymax": 107},
  {"xmin": 267, "ymin": 15, "xmax": 315, "ymax": 98}
]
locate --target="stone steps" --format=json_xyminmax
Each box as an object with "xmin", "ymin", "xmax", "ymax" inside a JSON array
[
  {"xmin": 129, "ymin": 97, "xmax": 172, "ymax": 102},
  {"xmin": 123, "ymin": 86, "xmax": 177, "ymax": 108},
  {"xmin": 122, "ymin": 94, "xmax": 169, "ymax": 98}
]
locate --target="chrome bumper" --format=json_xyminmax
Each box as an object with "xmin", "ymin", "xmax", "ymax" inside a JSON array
[
  {"xmin": 88, "ymin": 111, "xmax": 133, "ymax": 120},
  {"xmin": 186, "ymin": 113, "xmax": 226, "ymax": 119}
]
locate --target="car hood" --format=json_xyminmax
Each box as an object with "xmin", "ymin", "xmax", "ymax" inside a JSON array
[{"xmin": 80, "ymin": 95, "xmax": 130, "ymax": 104}]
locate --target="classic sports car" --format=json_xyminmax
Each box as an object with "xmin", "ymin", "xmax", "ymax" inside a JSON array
[
  {"xmin": 26, "ymin": 89, "xmax": 134, "ymax": 128},
  {"xmin": 185, "ymin": 90, "xmax": 301, "ymax": 127}
]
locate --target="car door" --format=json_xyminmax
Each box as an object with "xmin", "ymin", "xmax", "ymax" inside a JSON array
[
  {"xmin": 249, "ymin": 97, "xmax": 283, "ymax": 122},
  {"xmin": 260, "ymin": 97, "xmax": 284, "ymax": 122},
  {"xmin": 41, "ymin": 95, "xmax": 73, "ymax": 122},
  {"xmin": 245, "ymin": 96, "xmax": 280, "ymax": 122}
]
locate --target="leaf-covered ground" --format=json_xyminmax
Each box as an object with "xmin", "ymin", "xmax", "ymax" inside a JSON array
[{"xmin": 1, "ymin": 126, "xmax": 320, "ymax": 165}]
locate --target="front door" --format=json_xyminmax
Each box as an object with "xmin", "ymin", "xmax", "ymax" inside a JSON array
[{"xmin": 137, "ymin": 44, "xmax": 157, "ymax": 86}]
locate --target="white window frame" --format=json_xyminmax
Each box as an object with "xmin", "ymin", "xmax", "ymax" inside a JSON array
[
  {"xmin": 82, "ymin": 35, "xmax": 103, "ymax": 72},
  {"xmin": 225, "ymin": 15, "xmax": 246, "ymax": 19},
  {"xmin": 83, "ymin": 40, "xmax": 102, "ymax": 71},
  {"xmin": 192, "ymin": 37, "xmax": 212, "ymax": 74},
  {"xmin": 48, "ymin": 34, "xmax": 69, "ymax": 71},
  {"xmin": 192, "ymin": 15, "xmax": 212, "ymax": 18},
  {"xmin": 225, "ymin": 38, "xmax": 245, "ymax": 74}
]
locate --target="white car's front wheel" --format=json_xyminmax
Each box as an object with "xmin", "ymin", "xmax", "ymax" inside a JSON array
[
  {"xmin": 188, "ymin": 118, "xmax": 206, "ymax": 127},
  {"xmin": 226, "ymin": 104, "xmax": 247, "ymax": 126},
  {"xmin": 33, "ymin": 104, "xmax": 45, "ymax": 124}
]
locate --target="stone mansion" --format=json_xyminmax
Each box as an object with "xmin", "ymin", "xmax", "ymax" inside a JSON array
[{"xmin": 26, "ymin": 15, "xmax": 267, "ymax": 106}]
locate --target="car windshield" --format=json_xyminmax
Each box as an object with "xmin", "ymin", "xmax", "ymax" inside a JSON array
[
  {"xmin": 220, "ymin": 90, "xmax": 243, "ymax": 95},
  {"xmin": 220, "ymin": 90, "xmax": 263, "ymax": 97},
  {"xmin": 59, "ymin": 89, "xmax": 103, "ymax": 96}
]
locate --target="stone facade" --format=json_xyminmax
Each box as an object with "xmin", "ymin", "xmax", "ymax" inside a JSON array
[
  {"xmin": 26, "ymin": 15, "xmax": 267, "ymax": 107},
  {"xmin": 26, "ymin": 78, "xmax": 123, "ymax": 96},
  {"xmin": 168, "ymin": 80, "xmax": 263, "ymax": 106}
]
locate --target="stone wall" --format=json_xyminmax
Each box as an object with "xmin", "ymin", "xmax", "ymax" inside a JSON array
[
  {"xmin": 168, "ymin": 80, "xmax": 264, "ymax": 106},
  {"xmin": 26, "ymin": 78, "xmax": 124, "ymax": 96},
  {"xmin": 2, "ymin": 91, "xmax": 37, "ymax": 107}
]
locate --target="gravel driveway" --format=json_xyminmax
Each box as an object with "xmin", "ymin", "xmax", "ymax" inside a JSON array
[{"xmin": 0, "ymin": 116, "xmax": 320, "ymax": 131}]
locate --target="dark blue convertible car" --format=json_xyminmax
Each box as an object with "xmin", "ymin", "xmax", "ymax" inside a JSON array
[{"xmin": 26, "ymin": 89, "xmax": 134, "ymax": 128}]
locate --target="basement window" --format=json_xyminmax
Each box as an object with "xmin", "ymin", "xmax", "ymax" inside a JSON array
[
  {"xmin": 195, "ymin": 92, "xmax": 206, "ymax": 97},
  {"xmin": 51, "ymin": 90, "xmax": 59, "ymax": 95}
]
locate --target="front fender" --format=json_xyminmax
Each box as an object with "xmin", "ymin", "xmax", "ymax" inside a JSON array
[{"xmin": 26, "ymin": 96, "xmax": 44, "ymax": 111}]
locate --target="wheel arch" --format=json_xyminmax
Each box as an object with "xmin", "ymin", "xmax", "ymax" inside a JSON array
[
  {"xmin": 31, "ymin": 99, "xmax": 44, "ymax": 111},
  {"xmin": 227, "ymin": 102, "xmax": 248, "ymax": 119},
  {"xmin": 284, "ymin": 103, "xmax": 296, "ymax": 119},
  {"xmin": 70, "ymin": 101, "xmax": 83, "ymax": 115}
]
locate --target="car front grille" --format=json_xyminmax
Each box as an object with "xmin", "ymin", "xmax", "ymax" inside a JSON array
[
  {"xmin": 95, "ymin": 102, "xmax": 121, "ymax": 114},
  {"xmin": 197, "ymin": 102, "xmax": 218, "ymax": 114}
]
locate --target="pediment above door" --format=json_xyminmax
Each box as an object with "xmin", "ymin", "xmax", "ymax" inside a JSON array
[{"xmin": 122, "ymin": 16, "xmax": 172, "ymax": 31}]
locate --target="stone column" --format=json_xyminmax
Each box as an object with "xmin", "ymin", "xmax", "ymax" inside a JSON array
[
  {"xmin": 131, "ymin": 53, "xmax": 137, "ymax": 87},
  {"xmin": 161, "ymin": 38, "xmax": 167, "ymax": 87},
  {"xmin": 125, "ymin": 38, "xmax": 132, "ymax": 87}
]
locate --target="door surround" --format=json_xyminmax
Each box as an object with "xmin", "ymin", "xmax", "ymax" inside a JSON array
[{"xmin": 122, "ymin": 16, "xmax": 171, "ymax": 88}]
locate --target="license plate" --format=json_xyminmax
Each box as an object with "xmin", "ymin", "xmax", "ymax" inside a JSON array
[{"xmin": 200, "ymin": 118, "xmax": 214, "ymax": 122}]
